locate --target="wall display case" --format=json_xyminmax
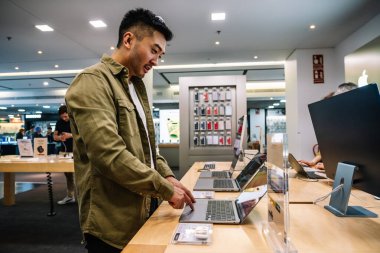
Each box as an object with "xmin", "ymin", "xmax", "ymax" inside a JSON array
[
  {"xmin": 179, "ymin": 75, "xmax": 247, "ymax": 177},
  {"xmin": 190, "ymin": 86, "xmax": 235, "ymax": 148}
]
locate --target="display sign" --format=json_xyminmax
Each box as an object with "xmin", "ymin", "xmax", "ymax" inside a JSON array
[
  {"xmin": 17, "ymin": 139, "xmax": 34, "ymax": 157},
  {"xmin": 33, "ymin": 138, "xmax": 47, "ymax": 157},
  {"xmin": 313, "ymin": 54, "xmax": 324, "ymax": 84}
]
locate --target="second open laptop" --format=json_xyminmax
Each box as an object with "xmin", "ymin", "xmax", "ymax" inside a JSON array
[
  {"xmin": 198, "ymin": 153, "xmax": 240, "ymax": 179},
  {"xmin": 288, "ymin": 153, "xmax": 327, "ymax": 179},
  {"xmin": 193, "ymin": 154, "xmax": 265, "ymax": 192},
  {"xmin": 180, "ymin": 180, "xmax": 267, "ymax": 224}
]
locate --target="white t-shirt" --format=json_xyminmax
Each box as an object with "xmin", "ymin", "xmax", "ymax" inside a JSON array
[{"xmin": 128, "ymin": 82, "xmax": 154, "ymax": 170}]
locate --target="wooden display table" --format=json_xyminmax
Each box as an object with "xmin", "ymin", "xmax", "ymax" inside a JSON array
[
  {"xmin": 0, "ymin": 155, "xmax": 74, "ymax": 215},
  {"xmin": 122, "ymin": 161, "xmax": 380, "ymax": 253}
]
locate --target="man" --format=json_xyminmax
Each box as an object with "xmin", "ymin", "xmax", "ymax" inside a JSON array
[
  {"xmin": 65, "ymin": 8, "xmax": 195, "ymax": 253},
  {"xmin": 46, "ymin": 126, "xmax": 54, "ymax": 143},
  {"xmin": 54, "ymin": 105, "xmax": 75, "ymax": 204}
]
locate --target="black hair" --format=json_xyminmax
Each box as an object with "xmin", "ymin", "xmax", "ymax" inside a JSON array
[
  {"xmin": 117, "ymin": 8, "xmax": 173, "ymax": 48},
  {"xmin": 58, "ymin": 105, "xmax": 67, "ymax": 115}
]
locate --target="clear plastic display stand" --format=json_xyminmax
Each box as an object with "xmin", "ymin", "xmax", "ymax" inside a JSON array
[{"xmin": 262, "ymin": 133, "xmax": 297, "ymax": 253}]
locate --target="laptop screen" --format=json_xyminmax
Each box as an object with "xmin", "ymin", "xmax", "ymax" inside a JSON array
[
  {"xmin": 235, "ymin": 154, "xmax": 265, "ymax": 189},
  {"xmin": 236, "ymin": 184, "xmax": 267, "ymax": 222}
]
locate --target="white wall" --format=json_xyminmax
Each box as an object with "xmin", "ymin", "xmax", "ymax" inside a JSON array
[{"xmin": 286, "ymin": 49, "xmax": 341, "ymax": 160}]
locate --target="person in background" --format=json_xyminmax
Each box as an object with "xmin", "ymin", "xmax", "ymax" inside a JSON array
[
  {"xmin": 15, "ymin": 128, "xmax": 25, "ymax": 140},
  {"xmin": 66, "ymin": 8, "xmax": 195, "ymax": 253},
  {"xmin": 25, "ymin": 125, "xmax": 35, "ymax": 139},
  {"xmin": 46, "ymin": 126, "xmax": 54, "ymax": 143},
  {"xmin": 299, "ymin": 82, "xmax": 358, "ymax": 170},
  {"xmin": 54, "ymin": 105, "xmax": 75, "ymax": 205},
  {"xmin": 33, "ymin": 126, "xmax": 43, "ymax": 138}
]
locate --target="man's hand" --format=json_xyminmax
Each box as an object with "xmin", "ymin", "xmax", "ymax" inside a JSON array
[{"xmin": 166, "ymin": 176, "xmax": 195, "ymax": 210}]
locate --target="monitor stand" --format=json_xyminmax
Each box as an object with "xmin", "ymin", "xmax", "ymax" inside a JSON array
[{"xmin": 325, "ymin": 162, "xmax": 378, "ymax": 218}]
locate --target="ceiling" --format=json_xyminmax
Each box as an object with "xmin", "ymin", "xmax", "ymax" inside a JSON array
[{"xmin": 0, "ymin": 0, "xmax": 380, "ymax": 116}]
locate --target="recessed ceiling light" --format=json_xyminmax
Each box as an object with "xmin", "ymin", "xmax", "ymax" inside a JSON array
[
  {"xmin": 18, "ymin": 109, "xmax": 25, "ymax": 112},
  {"xmin": 60, "ymin": 103, "xmax": 64, "ymax": 106},
  {"xmin": 254, "ymin": 56, "xmax": 258, "ymax": 59},
  {"xmin": 14, "ymin": 66, "xmax": 19, "ymax": 70},
  {"xmin": 36, "ymin": 111, "xmax": 42, "ymax": 114},
  {"xmin": 280, "ymin": 99, "xmax": 286, "ymax": 103},
  {"xmin": 160, "ymin": 59, "xmax": 165, "ymax": 63},
  {"xmin": 43, "ymin": 105, "xmax": 50, "ymax": 108},
  {"xmin": 273, "ymin": 103, "xmax": 280, "ymax": 106},
  {"xmin": 89, "ymin": 20, "xmax": 107, "ymax": 28},
  {"xmin": 35, "ymin": 25, "xmax": 54, "ymax": 32},
  {"xmin": 110, "ymin": 46, "xmax": 115, "ymax": 50},
  {"xmin": 309, "ymin": 24, "xmax": 316, "ymax": 30},
  {"xmin": 37, "ymin": 50, "xmax": 43, "ymax": 54},
  {"xmin": 0, "ymin": 107, "xmax": 7, "ymax": 110},
  {"xmin": 268, "ymin": 106, "xmax": 274, "ymax": 109},
  {"xmin": 11, "ymin": 105, "xmax": 14, "ymax": 107},
  {"xmin": 43, "ymin": 81, "xmax": 49, "ymax": 86},
  {"xmin": 270, "ymin": 97, "xmax": 273, "ymax": 100},
  {"xmin": 8, "ymin": 115, "xmax": 14, "ymax": 118},
  {"xmin": 215, "ymin": 41, "xmax": 220, "ymax": 45},
  {"xmin": 211, "ymin": 12, "xmax": 226, "ymax": 21},
  {"xmin": 54, "ymin": 64, "xmax": 59, "ymax": 68}
]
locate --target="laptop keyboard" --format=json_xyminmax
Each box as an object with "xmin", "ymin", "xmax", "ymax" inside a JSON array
[
  {"xmin": 211, "ymin": 171, "xmax": 228, "ymax": 178},
  {"xmin": 206, "ymin": 200, "xmax": 237, "ymax": 221},
  {"xmin": 203, "ymin": 163, "xmax": 216, "ymax": 170},
  {"xmin": 213, "ymin": 179, "xmax": 234, "ymax": 188}
]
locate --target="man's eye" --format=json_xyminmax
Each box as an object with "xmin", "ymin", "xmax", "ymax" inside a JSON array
[{"xmin": 152, "ymin": 49, "xmax": 157, "ymax": 54}]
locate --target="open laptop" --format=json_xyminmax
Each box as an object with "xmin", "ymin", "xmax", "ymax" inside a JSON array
[
  {"xmin": 180, "ymin": 181, "xmax": 267, "ymax": 224},
  {"xmin": 288, "ymin": 153, "xmax": 327, "ymax": 179},
  {"xmin": 193, "ymin": 154, "xmax": 265, "ymax": 192}
]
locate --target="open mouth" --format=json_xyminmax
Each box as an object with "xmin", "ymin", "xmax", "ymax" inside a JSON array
[{"xmin": 144, "ymin": 65, "xmax": 151, "ymax": 73}]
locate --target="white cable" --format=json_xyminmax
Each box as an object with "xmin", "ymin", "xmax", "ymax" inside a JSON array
[{"xmin": 313, "ymin": 184, "xmax": 344, "ymax": 204}]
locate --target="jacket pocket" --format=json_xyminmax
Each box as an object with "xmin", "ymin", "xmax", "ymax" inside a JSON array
[{"xmin": 117, "ymin": 99, "xmax": 139, "ymax": 137}]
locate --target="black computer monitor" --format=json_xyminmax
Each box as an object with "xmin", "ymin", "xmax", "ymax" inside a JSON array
[{"xmin": 309, "ymin": 84, "xmax": 380, "ymax": 217}]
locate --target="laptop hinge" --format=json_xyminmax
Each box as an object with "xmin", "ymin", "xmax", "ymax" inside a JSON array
[{"xmin": 235, "ymin": 199, "xmax": 244, "ymax": 221}]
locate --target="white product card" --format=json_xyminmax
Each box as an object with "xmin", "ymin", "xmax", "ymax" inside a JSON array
[
  {"xmin": 218, "ymin": 120, "xmax": 225, "ymax": 130},
  {"xmin": 212, "ymin": 133, "xmax": 218, "ymax": 145},
  {"xmin": 206, "ymin": 135, "xmax": 213, "ymax": 145},
  {"xmin": 219, "ymin": 104, "xmax": 225, "ymax": 115},
  {"xmin": 17, "ymin": 139, "xmax": 34, "ymax": 157},
  {"xmin": 171, "ymin": 223, "xmax": 213, "ymax": 245},
  {"xmin": 226, "ymin": 87, "xmax": 232, "ymax": 100},
  {"xmin": 212, "ymin": 90, "xmax": 218, "ymax": 101},
  {"xmin": 219, "ymin": 90, "xmax": 225, "ymax": 101},
  {"xmin": 225, "ymin": 105, "xmax": 232, "ymax": 115},
  {"xmin": 192, "ymin": 191, "xmax": 215, "ymax": 199},
  {"xmin": 225, "ymin": 118, "xmax": 232, "ymax": 129}
]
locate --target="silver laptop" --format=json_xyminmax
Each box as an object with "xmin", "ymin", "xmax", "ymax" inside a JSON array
[
  {"xmin": 180, "ymin": 183, "xmax": 267, "ymax": 224},
  {"xmin": 193, "ymin": 154, "xmax": 265, "ymax": 192},
  {"xmin": 198, "ymin": 153, "xmax": 240, "ymax": 179},
  {"xmin": 288, "ymin": 153, "xmax": 327, "ymax": 179}
]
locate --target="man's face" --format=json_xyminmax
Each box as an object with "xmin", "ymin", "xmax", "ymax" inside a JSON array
[
  {"xmin": 127, "ymin": 31, "xmax": 166, "ymax": 78},
  {"xmin": 60, "ymin": 112, "xmax": 69, "ymax": 122}
]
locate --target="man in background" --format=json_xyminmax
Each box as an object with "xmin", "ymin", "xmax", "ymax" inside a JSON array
[{"xmin": 54, "ymin": 105, "xmax": 75, "ymax": 205}]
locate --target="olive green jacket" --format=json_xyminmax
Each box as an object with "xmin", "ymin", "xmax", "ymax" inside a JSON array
[{"xmin": 65, "ymin": 55, "xmax": 175, "ymax": 249}]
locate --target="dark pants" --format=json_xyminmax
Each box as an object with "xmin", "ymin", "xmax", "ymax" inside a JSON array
[{"xmin": 85, "ymin": 234, "xmax": 121, "ymax": 253}]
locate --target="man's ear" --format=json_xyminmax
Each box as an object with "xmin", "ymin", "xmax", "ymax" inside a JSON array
[{"xmin": 123, "ymin": 32, "xmax": 134, "ymax": 49}]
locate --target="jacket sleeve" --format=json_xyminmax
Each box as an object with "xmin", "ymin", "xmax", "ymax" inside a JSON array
[
  {"xmin": 65, "ymin": 72, "xmax": 174, "ymax": 201},
  {"xmin": 156, "ymin": 154, "xmax": 176, "ymax": 178}
]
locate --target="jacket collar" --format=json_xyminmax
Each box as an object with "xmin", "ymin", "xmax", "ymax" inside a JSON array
[{"xmin": 101, "ymin": 54, "xmax": 128, "ymax": 76}]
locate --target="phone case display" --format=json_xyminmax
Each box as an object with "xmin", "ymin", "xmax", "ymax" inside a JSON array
[{"xmin": 190, "ymin": 86, "xmax": 236, "ymax": 148}]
